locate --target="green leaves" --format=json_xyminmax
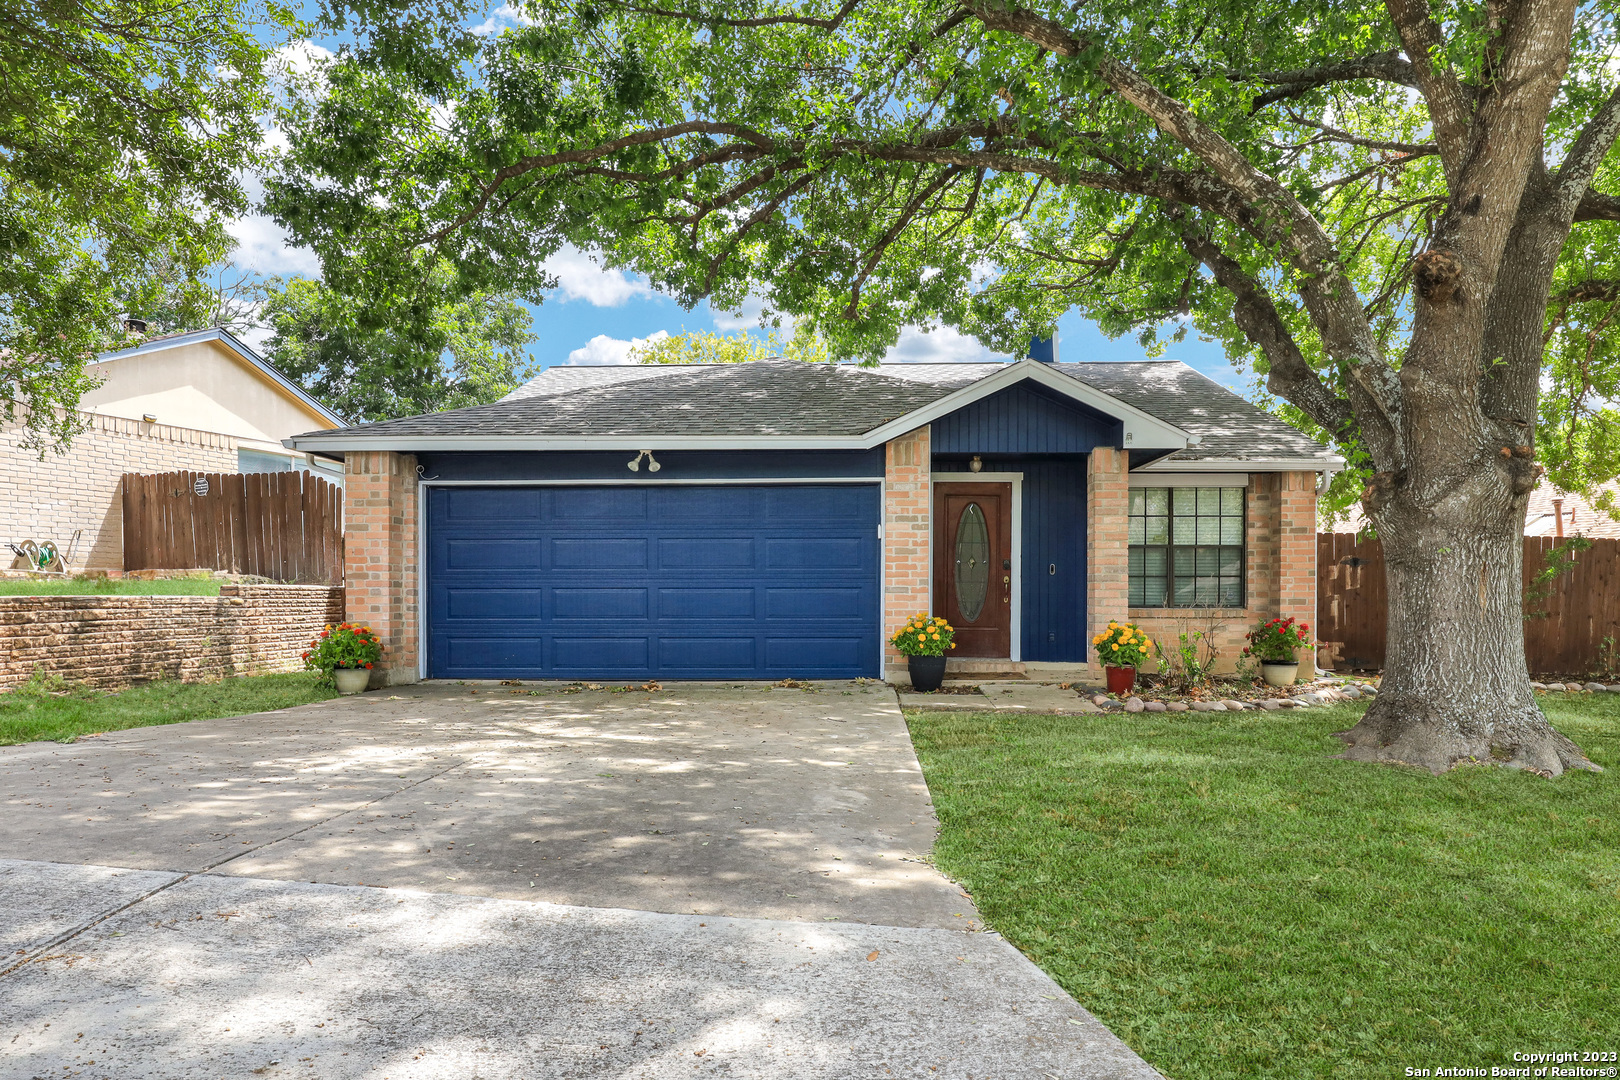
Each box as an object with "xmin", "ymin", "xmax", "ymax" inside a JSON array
[
  {"xmin": 258, "ymin": 264, "xmax": 538, "ymax": 421},
  {"xmin": 0, "ymin": 0, "xmax": 274, "ymax": 450}
]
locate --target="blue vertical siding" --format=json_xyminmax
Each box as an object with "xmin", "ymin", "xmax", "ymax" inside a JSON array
[{"xmin": 931, "ymin": 383, "xmax": 1119, "ymax": 455}]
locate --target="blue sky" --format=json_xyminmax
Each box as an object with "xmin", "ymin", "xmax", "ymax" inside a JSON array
[{"xmin": 230, "ymin": 22, "xmax": 1259, "ymax": 399}]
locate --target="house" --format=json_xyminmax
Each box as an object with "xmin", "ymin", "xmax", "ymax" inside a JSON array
[
  {"xmin": 284, "ymin": 355, "xmax": 1341, "ymax": 685},
  {"xmin": 1331, "ymin": 477, "xmax": 1620, "ymax": 539},
  {"xmin": 1, "ymin": 327, "xmax": 346, "ymax": 572}
]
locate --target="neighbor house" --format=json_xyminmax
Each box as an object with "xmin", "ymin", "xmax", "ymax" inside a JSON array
[
  {"xmin": 285, "ymin": 354, "xmax": 1341, "ymax": 685},
  {"xmin": 1, "ymin": 328, "xmax": 345, "ymax": 571}
]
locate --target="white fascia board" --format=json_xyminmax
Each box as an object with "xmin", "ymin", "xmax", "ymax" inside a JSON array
[
  {"xmin": 282, "ymin": 433, "xmax": 881, "ymax": 452},
  {"xmin": 859, "ymin": 359, "xmax": 1190, "ymax": 450},
  {"xmin": 1134, "ymin": 456, "xmax": 1345, "ymax": 472}
]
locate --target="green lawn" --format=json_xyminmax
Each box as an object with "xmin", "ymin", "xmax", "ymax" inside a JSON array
[
  {"xmin": 0, "ymin": 672, "xmax": 335, "ymax": 745},
  {"xmin": 906, "ymin": 696, "xmax": 1620, "ymax": 1080},
  {"xmin": 0, "ymin": 575, "xmax": 221, "ymax": 596}
]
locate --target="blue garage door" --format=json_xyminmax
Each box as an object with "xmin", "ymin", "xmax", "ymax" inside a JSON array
[{"xmin": 426, "ymin": 484, "xmax": 881, "ymax": 680}]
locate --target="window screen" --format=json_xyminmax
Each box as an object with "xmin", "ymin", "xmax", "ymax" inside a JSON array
[{"xmin": 1128, "ymin": 487, "xmax": 1244, "ymax": 607}]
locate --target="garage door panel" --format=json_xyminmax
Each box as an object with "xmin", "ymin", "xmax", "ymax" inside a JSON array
[
  {"xmin": 550, "ymin": 487, "xmax": 648, "ymax": 520},
  {"xmin": 658, "ymin": 637, "xmax": 758, "ymax": 670},
  {"xmin": 552, "ymin": 637, "xmax": 650, "ymax": 669},
  {"xmin": 765, "ymin": 587, "xmax": 865, "ymax": 619},
  {"xmin": 766, "ymin": 637, "xmax": 863, "ymax": 669},
  {"xmin": 764, "ymin": 485, "xmax": 870, "ymax": 521},
  {"xmin": 658, "ymin": 537, "xmax": 755, "ymax": 569},
  {"xmin": 427, "ymin": 484, "xmax": 878, "ymax": 680},
  {"xmin": 552, "ymin": 588, "xmax": 648, "ymax": 619},
  {"xmin": 448, "ymin": 638, "xmax": 544, "ymax": 669},
  {"xmin": 445, "ymin": 588, "xmax": 542, "ymax": 619},
  {"xmin": 445, "ymin": 539, "xmax": 540, "ymax": 570},
  {"xmin": 551, "ymin": 538, "xmax": 648, "ymax": 569},
  {"xmin": 765, "ymin": 537, "xmax": 863, "ymax": 569},
  {"xmin": 441, "ymin": 488, "xmax": 541, "ymax": 521},
  {"xmin": 659, "ymin": 588, "xmax": 755, "ymax": 619}
]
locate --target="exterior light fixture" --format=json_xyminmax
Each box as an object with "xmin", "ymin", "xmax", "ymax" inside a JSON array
[
  {"xmin": 627, "ymin": 450, "xmax": 661, "ymax": 473},
  {"xmin": 141, "ymin": 413, "xmax": 157, "ymax": 424},
  {"xmin": 969, "ymin": 455, "xmax": 983, "ymax": 473}
]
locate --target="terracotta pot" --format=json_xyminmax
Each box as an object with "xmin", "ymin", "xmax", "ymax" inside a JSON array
[
  {"xmin": 334, "ymin": 667, "xmax": 371, "ymax": 695},
  {"xmin": 1260, "ymin": 660, "xmax": 1299, "ymax": 687},
  {"xmin": 908, "ymin": 655, "xmax": 947, "ymax": 692},
  {"xmin": 1105, "ymin": 665, "xmax": 1137, "ymax": 695}
]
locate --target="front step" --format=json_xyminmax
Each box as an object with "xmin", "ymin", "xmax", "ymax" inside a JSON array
[{"xmin": 946, "ymin": 658, "xmax": 1025, "ymax": 674}]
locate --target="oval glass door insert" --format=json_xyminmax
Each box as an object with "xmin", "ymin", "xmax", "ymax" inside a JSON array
[{"xmin": 954, "ymin": 502, "xmax": 990, "ymax": 622}]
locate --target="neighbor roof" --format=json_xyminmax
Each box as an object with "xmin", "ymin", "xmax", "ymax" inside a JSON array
[{"xmin": 285, "ymin": 357, "xmax": 1339, "ymax": 468}]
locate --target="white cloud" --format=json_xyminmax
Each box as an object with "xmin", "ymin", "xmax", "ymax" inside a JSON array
[
  {"xmin": 884, "ymin": 324, "xmax": 1003, "ymax": 363},
  {"xmin": 473, "ymin": 2, "xmax": 536, "ymax": 35},
  {"xmin": 564, "ymin": 330, "xmax": 669, "ymax": 365},
  {"xmin": 545, "ymin": 246, "xmax": 656, "ymax": 306},
  {"xmin": 269, "ymin": 39, "xmax": 335, "ymax": 84}
]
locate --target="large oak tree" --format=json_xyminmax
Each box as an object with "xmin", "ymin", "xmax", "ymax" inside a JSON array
[{"xmin": 269, "ymin": 0, "xmax": 1620, "ymax": 775}]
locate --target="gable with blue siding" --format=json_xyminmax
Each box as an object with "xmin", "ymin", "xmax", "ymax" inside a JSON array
[{"xmin": 930, "ymin": 382, "xmax": 1121, "ymax": 455}]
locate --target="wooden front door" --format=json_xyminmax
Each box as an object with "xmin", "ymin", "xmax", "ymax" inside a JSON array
[{"xmin": 934, "ymin": 483, "xmax": 1013, "ymax": 658}]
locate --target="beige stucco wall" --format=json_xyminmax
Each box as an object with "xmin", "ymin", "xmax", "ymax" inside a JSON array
[{"xmin": 81, "ymin": 338, "xmax": 336, "ymax": 455}]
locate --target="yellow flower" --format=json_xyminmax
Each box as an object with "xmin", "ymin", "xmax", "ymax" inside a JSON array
[
  {"xmin": 1108, "ymin": 621, "xmax": 1118, "ymax": 629},
  {"xmin": 1143, "ymin": 640, "xmax": 1153, "ymax": 649}
]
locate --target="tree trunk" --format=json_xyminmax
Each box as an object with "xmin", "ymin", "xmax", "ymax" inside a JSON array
[{"xmin": 1339, "ymin": 474, "xmax": 1599, "ymax": 777}]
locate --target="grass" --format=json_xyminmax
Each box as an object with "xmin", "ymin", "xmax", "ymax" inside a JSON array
[
  {"xmin": 0, "ymin": 575, "xmax": 221, "ymax": 596},
  {"xmin": 906, "ymin": 695, "xmax": 1620, "ymax": 1079},
  {"xmin": 0, "ymin": 671, "xmax": 335, "ymax": 745}
]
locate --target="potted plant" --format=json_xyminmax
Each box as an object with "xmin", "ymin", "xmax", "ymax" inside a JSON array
[
  {"xmin": 890, "ymin": 613, "xmax": 956, "ymax": 691},
  {"xmin": 1093, "ymin": 621, "xmax": 1153, "ymax": 694},
  {"xmin": 1243, "ymin": 617, "xmax": 1313, "ymax": 686},
  {"xmin": 303, "ymin": 622, "xmax": 383, "ymax": 694}
]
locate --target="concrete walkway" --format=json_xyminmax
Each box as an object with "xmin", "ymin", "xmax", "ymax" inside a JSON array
[{"xmin": 0, "ymin": 682, "xmax": 1161, "ymax": 1079}]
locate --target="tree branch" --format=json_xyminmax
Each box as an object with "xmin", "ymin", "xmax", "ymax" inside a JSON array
[
  {"xmin": 1381, "ymin": 0, "xmax": 1473, "ymax": 176},
  {"xmin": 1175, "ymin": 218, "xmax": 1355, "ymax": 439},
  {"xmin": 1555, "ymin": 278, "xmax": 1620, "ymax": 303},
  {"xmin": 1573, "ymin": 189, "xmax": 1620, "ymax": 221},
  {"xmin": 1249, "ymin": 50, "xmax": 1418, "ymax": 111},
  {"xmin": 1554, "ymin": 83, "xmax": 1620, "ymax": 219},
  {"xmin": 613, "ymin": 0, "xmax": 863, "ymax": 29}
]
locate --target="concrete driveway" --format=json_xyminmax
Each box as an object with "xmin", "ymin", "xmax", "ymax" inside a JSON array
[{"xmin": 0, "ymin": 681, "xmax": 1161, "ymax": 1079}]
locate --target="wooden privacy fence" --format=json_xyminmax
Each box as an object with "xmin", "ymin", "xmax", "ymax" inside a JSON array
[
  {"xmin": 122, "ymin": 471, "xmax": 343, "ymax": 584},
  {"xmin": 1317, "ymin": 532, "xmax": 1620, "ymax": 674}
]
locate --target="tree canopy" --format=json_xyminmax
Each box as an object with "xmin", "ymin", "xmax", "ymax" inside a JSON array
[
  {"xmin": 630, "ymin": 328, "xmax": 830, "ymax": 363},
  {"xmin": 1, "ymin": 0, "xmax": 278, "ymax": 450},
  {"xmin": 258, "ymin": 267, "xmax": 538, "ymax": 421},
  {"xmin": 267, "ymin": 0, "xmax": 1620, "ymax": 771}
]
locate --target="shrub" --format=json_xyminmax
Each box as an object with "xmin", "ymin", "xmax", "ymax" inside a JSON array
[
  {"xmin": 1093, "ymin": 620, "xmax": 1153, "ymax": 668},
  {"xmin": 1243, "ymin": 616, "xmax": 1313, "ymax": 662},
  {"xmin": 890, "ymin": 613, "xmax": 957, "ymax": 656},
  {"xmin": 302, "ymin": 622, "xmax": 382, "ymax": 683}
]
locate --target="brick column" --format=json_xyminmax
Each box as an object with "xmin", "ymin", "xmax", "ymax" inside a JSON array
[
  {"xmin": 344, "ymin": 451, "xmax": 420, "ymax": 686},
  {"xmin": 883, "ymin": 426, "xmax": 931, "ymax": 682},
  {"xmin": 1277, "ymin": 470, "xmax": 1319, "ymax": 632},
  {"xmin": 1086, "ymin": 447, "xmax": 1130, "ymax": 676}
]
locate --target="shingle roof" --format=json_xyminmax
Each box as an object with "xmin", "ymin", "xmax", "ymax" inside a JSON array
[
  {"xmin": 289, "ymin": 357, "xmax": 1338, "ymax": 467},
  {"xmin": 304, "ymin": 359, "xmax": 957, "ymax": 439},
  {"xmin": 1051, "ymin": 362, "xmax": 1334, "ymax": 463}
]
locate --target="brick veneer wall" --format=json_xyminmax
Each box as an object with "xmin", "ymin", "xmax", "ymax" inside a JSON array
[
  {"xmin": 1, "ymin": 410, "xmax": 238, "ymax": 572},
  {"xmin": 0, "ymin": 584, "xmax": 343, "ymax": 690},
  {"xmin": 344, "ymin": 451, "xmax": 419, "ymax": 686},
  {"xmin": 883, "ymin": 426, "xmax": 932, "ymax": 680},
  {"xmin": 1085, "ymin": 457, "xmax": 1319, "ymax": 674}
]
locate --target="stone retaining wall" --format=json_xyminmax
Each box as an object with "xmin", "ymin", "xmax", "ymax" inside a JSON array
[{"xmin": 0, "ymin": 585, "xmax": 344, "ymax": 690}]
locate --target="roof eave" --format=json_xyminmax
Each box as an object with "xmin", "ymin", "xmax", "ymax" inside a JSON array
[
  {"xmin": 283, "ymin": 433, "xmax": 883, "ymax": 452},
  {"xmin": 1133, "ymin": 455, "xmax": 1346, "ymax": 472}
]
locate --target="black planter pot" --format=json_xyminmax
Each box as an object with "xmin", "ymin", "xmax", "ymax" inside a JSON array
[{"xmin": 908, "ymin": 654, "xmax": 948, "ymax": 692}]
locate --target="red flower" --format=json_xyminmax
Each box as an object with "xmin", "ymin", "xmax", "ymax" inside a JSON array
[
  {"xmin": 364, "ymin": 662, "xmax": 374, "ymax": 669},
  {"xmin": 320, "ymin": 631, "xmax": 329, "ymax": 638}
]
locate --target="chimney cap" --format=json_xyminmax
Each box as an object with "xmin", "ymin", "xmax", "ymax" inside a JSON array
[{"xmin": 123, "ymin": 316, "xmax": 147, "ymax": 334}]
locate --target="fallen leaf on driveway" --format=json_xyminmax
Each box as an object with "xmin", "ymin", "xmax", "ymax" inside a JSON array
[{"xmin": 867, "ymin": 950, "xmax": 880, "ymax": 961}]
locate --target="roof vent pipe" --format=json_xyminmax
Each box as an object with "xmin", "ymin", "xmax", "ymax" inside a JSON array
[{"xmin": 1026, "ymin": 336, "xmax": 1057, "ymax": 363}]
